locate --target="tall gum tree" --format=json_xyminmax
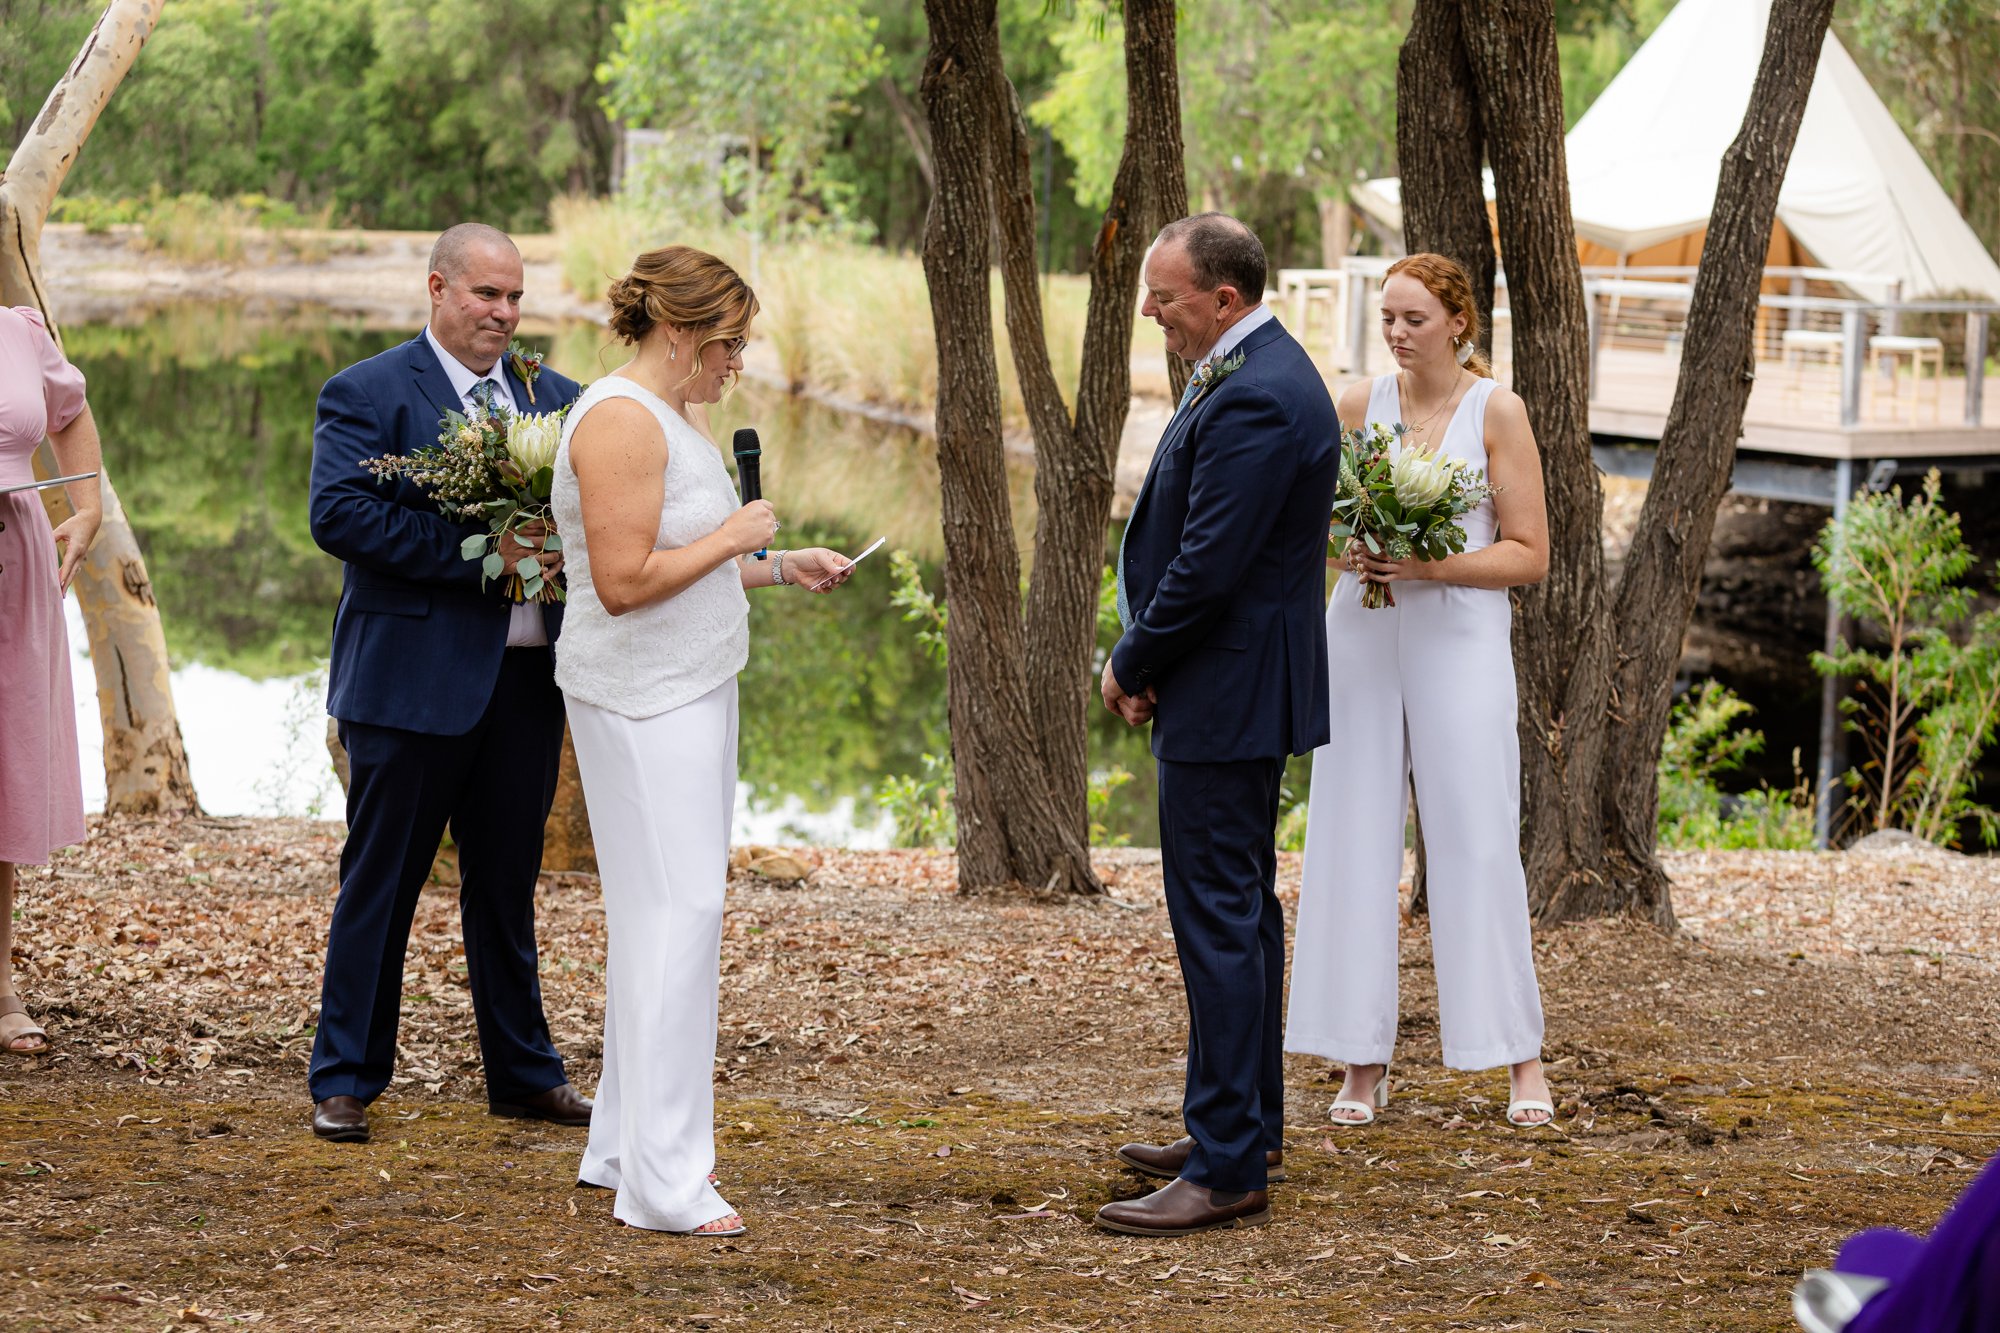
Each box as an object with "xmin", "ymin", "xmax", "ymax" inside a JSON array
[
  {"xmin": 1597, "ymin": 0, "xmax": 1840, "ymax": 919},
  {"xmin": 0, "ymin": 0, "xmax": 198, "ymax": 815},
  {"xmin": 919, "ymin": 0, "xmax": 1185, "ymax": 894},
  {"xmin": 1397, "ymin": 0, "xmax": 1835, "ymax": 926}
]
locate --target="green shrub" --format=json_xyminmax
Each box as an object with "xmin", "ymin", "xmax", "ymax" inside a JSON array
[
  {"xmin": 878, "ymin": 752, "xmax": 957, "ymax": 849},
  {"xmin": 1813, "ymin": 469, "xmax": 2000, "ymax": 846},
  {"xmin": 1656, "ymin": 681, "xmax": 1816, "ymax": 851}
]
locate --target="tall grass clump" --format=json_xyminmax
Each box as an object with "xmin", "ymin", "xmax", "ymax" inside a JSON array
[
  {"xmin": 552, "ymin": 195, "xmax": 732, "ymax": 304},
  {"xmin": 552, "ymin": 196, "xmax": 1143, "ymax": 434},
  {"xmin": 53, "ymin": 190, "xmax": 338, "ymax": 263}
]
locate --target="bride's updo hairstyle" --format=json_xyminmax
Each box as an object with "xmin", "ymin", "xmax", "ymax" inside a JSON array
[
  {"xmin": 606, "ymin": 245, "xmax": 760, "ymax": 390},
  {"xmin": 1384, "ymin": 252, "xmax": 1493, "ymax": 379}
]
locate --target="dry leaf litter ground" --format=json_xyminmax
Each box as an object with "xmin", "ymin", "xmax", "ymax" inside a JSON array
[{"xmin": 4, "ymin": 816, "xmax": 1999, "ymax": 1331}]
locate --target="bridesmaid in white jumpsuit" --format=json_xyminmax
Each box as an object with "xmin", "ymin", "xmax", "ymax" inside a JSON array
[{"xmin": 1284, "ymin": 252, "xmax": 1556, "ymax": 1129}]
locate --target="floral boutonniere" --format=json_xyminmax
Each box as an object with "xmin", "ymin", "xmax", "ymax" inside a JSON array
[
  {"xmin": 506, "ymin": 340, "xmax": 546, "ymax": 405},
  {"xmin": 1186, "ymin": 347, "xmax": 1248, "ymax": 404}
]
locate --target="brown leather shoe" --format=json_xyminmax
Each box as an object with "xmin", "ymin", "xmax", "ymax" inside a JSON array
[
  {"xmin": 1096, "ymin": 1177, "xmax": 1272, "ymax": 1236},
  {"xmin": 489, "ymin": 1082, "xmax": 593, "ymax": 1127},
  {"xmin": 1115, "ymin": 1136, "xmax": 1286, "ymax": 1184},
  {"xmin": 312, "ymin": 1095, "xmax": 369, "ymax": 1143}
]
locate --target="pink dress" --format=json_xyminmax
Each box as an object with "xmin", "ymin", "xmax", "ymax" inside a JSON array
[{"xmin": 0, "ymin": 306, "xmax": 88, "ymax": 865}]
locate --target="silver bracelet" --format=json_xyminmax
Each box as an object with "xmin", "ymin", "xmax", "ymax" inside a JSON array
[{"xmin": 772, "ymin": 549, "xmax": 788, "ymax": 586}]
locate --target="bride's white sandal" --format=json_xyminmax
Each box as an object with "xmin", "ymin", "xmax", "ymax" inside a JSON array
[{"xmin": 1329, "ymin": 1066, "xmax": 1391, "ymax": 1127}]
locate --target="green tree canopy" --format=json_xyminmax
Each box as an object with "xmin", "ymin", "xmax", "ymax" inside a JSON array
[
  {"xmin": 1031, "ymin": 2, "xmax": 1406, "ymax": 264},
  {"xmin": 3, "ymin": 0, "xmax": 617, "ymax": 231},
  {"xmin": 601, "ymin": 0, "xmax": 885, "ymax": 241}
]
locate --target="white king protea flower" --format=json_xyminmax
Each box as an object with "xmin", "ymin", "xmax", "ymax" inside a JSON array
[
  {"xmin": 506, "ymin": 412, "xmax": 563, "ymax": 474},
  {"xmin": 1390, "ymin": 446, "xmax": 1464, "ymax": 509}
]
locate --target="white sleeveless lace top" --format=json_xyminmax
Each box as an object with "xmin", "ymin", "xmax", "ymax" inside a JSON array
[
  {"xmin": 1365, "ymin": 373, "xmax": 1501, "ymax": 552},
  {"xmin": 551, "ymin": 377, "xmax": 749, "ymax": 719}
]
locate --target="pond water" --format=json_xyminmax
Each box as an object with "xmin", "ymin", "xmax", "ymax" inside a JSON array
[{"xmin": 63, "ymin": 303, "xmax": 1264, "ymax": 846}]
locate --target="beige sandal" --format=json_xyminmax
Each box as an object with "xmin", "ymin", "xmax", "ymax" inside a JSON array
[{"xmin": 0, "ymin": 994, "xmax": 48, "ymax": 1054}]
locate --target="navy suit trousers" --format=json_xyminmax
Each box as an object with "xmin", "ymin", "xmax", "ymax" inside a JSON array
[
  {"xmin": 309, "ymin": 648, "xmax": 568, "ymax": 1104},
  {"xmin": 1157, "ymin": 754, "xmax": 1287, "ymax": 1192}
]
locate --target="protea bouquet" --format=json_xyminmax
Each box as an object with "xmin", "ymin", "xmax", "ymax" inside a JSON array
[
  {"xmin": 1330, "ymin": 420, "xmax": 1494, "ymax": 609},
  {"xmin": 359, "ymin": 401, "xmax": 571, "ymax": 602}
]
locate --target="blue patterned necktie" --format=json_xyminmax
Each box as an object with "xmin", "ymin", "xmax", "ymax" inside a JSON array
[
  {"xmin": 470, "ymin": 377, "xmax": 503, "ymax": 417},
  {"xmin": 1115, "ymin": 363, "xmax": 1209, "ymax": 630},
  {"xmin": 1173, "ymin": 369, "xmax": 1204, "ymax": 415}
]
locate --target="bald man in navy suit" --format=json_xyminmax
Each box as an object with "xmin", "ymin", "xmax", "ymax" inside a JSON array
[{"xmin": 305, "ymin": 224, "xmax": 591, "ymax": 1144}]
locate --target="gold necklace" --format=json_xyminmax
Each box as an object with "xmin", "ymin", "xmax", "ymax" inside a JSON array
[{"xmin": 1401, "ymin": 368, "xmax": 1466, "ymax": 441}]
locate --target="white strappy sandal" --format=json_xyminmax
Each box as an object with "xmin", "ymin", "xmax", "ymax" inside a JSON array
[
  {"xmin": 1329, "ymin": 1066, "xmax": 1391, "ymax": 1126},
  {"xmin": 1506, "ymin": 1098, "xmax": 1556, "ymax": 1127}
]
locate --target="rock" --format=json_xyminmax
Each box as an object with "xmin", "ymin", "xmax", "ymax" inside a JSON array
[
  {"xmin": 1849, "ymin": 828, "xmax": 1952, "ymax": 856},
  {"xmin": 731, "ymin": 845, "xmax": 817, "ymax": 883}
]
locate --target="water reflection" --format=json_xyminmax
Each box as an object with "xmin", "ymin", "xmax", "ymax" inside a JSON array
[{"xmin": 62, "ymin": 302, "xmax": 1204, "ymax": 843}]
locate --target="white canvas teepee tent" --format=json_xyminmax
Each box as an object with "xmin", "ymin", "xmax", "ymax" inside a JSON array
[{"xmin": 1352, "ymin": 0, "xmax": 2000, "ymax": 301}]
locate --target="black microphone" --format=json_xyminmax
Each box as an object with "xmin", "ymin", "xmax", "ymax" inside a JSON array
[{"xmin": 733, "ymin": 427, "xmax": 766, "ymax": 559}]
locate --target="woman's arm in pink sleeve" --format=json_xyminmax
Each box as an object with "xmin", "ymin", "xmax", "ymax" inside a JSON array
[{"xmin": 13, "ymin": 306, "xmax": 90, "ymax": 433}]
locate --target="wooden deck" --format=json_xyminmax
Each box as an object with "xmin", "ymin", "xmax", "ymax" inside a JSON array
[{"xmin": 1309, "ymin": 323, "xmax": 2000, "ymax": 462}]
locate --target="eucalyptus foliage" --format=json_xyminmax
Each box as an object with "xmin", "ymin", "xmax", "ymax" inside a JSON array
[{"xmin": 1813, "ymin": 471, "xmax": 2000, "ymax": 846}]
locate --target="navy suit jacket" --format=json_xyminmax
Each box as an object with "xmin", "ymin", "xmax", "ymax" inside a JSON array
[
  {"xmin": 309, "ymin": 335, "xmax": 581, "ymax": 735},
  {"xmin": 1110, "ymin": 317, "xmax": 1337, "ymax": 763}
]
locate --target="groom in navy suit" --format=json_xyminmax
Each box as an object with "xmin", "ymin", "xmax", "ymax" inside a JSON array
[
  {"xmin": 305, "ymin": 223, "xmax": 589, "ymax": 1143},
  {"xmin": 1097, "ymin": 214, "xmax": 1337, "ymax": 1235}
]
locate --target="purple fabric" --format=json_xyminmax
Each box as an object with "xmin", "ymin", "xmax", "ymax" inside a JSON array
[{"xmin": 1845, "ymin": 1152, "xmax": 2000, "ymax": 1333}]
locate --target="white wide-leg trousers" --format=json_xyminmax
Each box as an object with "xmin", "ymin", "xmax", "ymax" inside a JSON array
[
  {"xmin": 1285, "ymin": 575, "xmax": 1544, "ymax": 1071},
  {"xmin": 567, "ymin": 679, "xmax": 737, "ymax": 1232}
]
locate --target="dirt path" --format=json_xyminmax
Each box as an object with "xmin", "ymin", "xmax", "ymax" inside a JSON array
[{"xmin": 3, "ymin": 818, "xmax": 1997, "ymax": 1331}]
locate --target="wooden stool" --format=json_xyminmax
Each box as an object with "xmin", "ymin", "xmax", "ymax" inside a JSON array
[
  {"xmin": 1781, "ymin": 328, "xmax": 1845, "ymax": 403},
  {"xmin": 1867, "ymin": 334, "xmax": 1944, "ymax": 421}
]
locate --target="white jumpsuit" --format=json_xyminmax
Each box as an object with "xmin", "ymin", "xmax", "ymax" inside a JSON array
[{"xmin": 1285, "ymin": 373, "xmax": 1545, "ymax": 1072}]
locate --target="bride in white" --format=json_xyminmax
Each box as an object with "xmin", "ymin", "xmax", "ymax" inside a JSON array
[
  {"xmin": 1285, "ymin": 251, "xmax": 1556, "ymax": 1130},
  {"xmin": 553, "ymin": 245, "xmax": 852, "ymax": 1236}
]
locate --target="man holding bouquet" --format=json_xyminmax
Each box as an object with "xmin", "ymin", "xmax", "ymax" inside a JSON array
[
  {"xmin": 1097, "ymin": 214, "xmax": 1337, "ymax": 1235},
  {"xmin": 305, "ymin": 223, "xmax": 589, "ymax": 1143}
]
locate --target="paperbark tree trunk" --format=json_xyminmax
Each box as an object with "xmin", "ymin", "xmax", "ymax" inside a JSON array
[
  {"xmin": 919, "ymin": 0, "xmax": 1184, "ymax": 893},
  {"xmin": 1595, "ymin": 0, "xmax": 1838, "ymax": 918},
  {"xmin": 0, "ymin": 0, "xmax": 197, "ymax": 816}
]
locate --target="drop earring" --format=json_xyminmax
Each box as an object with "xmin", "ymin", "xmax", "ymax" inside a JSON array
[{"xmin": 1454, "ymin": 335, "xmax": 1475, "ymax": 366}]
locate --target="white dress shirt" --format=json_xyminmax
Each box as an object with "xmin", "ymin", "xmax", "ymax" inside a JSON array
[
  {"xmin": 1193, "ymin": 302, "xmax": 1275, "ymax": 379},
  {"xmin": 423, "ymin": 326, "xmax": 548, "ymax": 648}
]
